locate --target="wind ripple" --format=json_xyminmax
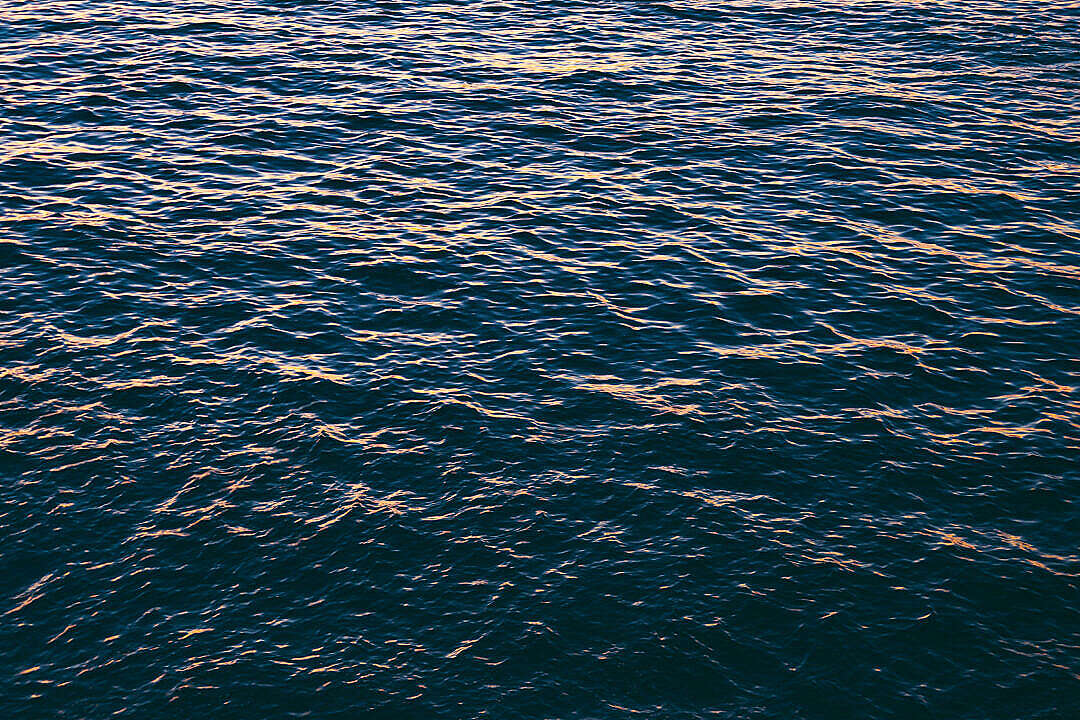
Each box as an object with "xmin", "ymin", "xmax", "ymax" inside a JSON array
[{"xmin": 2, "ymin": 1, "xmax": 1078, "ymax": 718}]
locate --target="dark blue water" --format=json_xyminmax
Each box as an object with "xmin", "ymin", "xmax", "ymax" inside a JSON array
[{"xmin": 3, "ymin": 1, "xmax": 1079, "ymax": 717}]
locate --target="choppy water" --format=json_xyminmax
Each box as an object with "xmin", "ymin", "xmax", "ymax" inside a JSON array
[{"xmin": 3, "ymin": 0, "xmax": 1079, "ymax": 717}]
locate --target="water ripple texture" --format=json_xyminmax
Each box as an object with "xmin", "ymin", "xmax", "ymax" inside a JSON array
[{"xmin": 2, "ymin": 1, "xmax": 1079, "ymax": 718}]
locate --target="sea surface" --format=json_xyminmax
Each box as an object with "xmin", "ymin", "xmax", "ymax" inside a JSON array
[{"xmin": 2, "ymin": 1, "xmax": 1079, "ymax": 717}]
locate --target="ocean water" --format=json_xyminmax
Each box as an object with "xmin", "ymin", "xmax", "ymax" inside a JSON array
[{"xmin": 2, "ymin": 1, "xmax": 1079, "ymax": 717}]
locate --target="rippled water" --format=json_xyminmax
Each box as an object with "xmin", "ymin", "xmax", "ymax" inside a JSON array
[{"xmin": 3, "ymin": 1, "xmax": 1079, "ymax": 717}]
